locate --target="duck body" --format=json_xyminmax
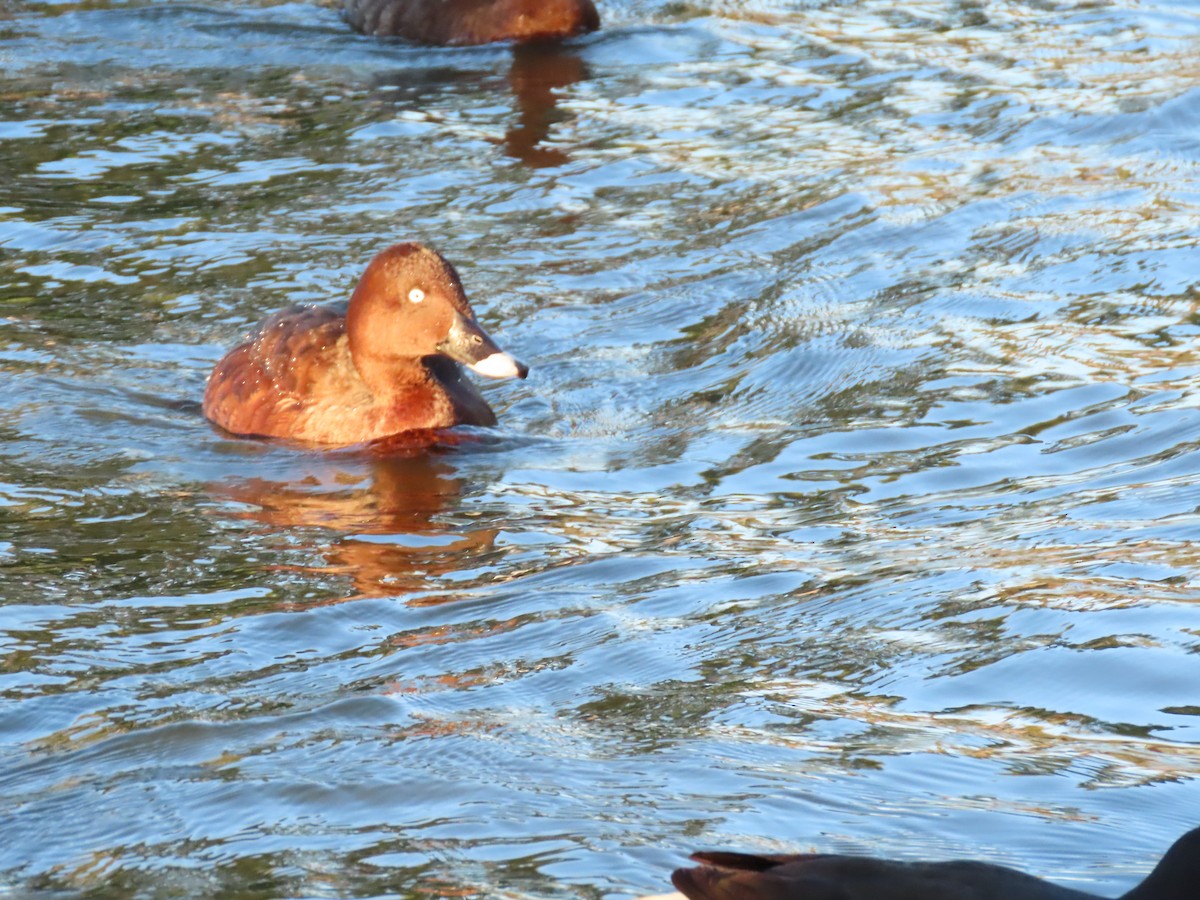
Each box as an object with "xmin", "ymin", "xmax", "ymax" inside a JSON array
[
  {"xmin": 669, "ymin": 827, "xmax": 1200, "ymax": 900},
  {"xmin": 342, "ymin": 0, "xmax": 599, "ymax": 45},
  {"xmin": 203, "ymin": 243, "xmax": 526, "ymax": 447},
  {"xmin": 671, "ymin": 852, "xmax": 1095, "ymax": 900}
]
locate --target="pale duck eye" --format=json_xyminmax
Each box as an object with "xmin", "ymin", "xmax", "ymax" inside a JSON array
[{"xmin": 408, "ymin": 287, "xmax": 425, "ymax": 304}]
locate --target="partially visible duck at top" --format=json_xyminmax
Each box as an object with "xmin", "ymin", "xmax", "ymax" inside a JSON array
[
  {"xmin": 202, "ymin": 243, "xmax": 527, "ymax": 447},
  {"xmin": 342, "ymin": 0, "xmax": 599, "ymax": 45},
  {"xmin": 657, "ymin": 826, "xmax": 1200, "ymax": 900}
]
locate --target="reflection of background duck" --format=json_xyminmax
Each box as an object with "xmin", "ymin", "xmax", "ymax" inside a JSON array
[
  {"xmin": 371, "ymin": 43, "xmax": 589, "ymax": 168},
  {"xmin": 213, "ymin": 450, "xmax": 499, "ymax": 603},
  {"xmin": 504, "ymin": 44, "xmax": 587, "ymax": 168},
  {"xmin": 343, "ymin": 0, "xmax": 599, "ymax": 45}
]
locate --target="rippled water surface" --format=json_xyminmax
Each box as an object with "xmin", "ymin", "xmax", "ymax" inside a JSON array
[{"xmin": 3, "ymin": 0, "xmax": 1200, "ymax": 896}]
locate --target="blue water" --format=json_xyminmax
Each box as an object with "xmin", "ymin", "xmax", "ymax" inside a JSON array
[{"xmin": 1, "ymin": 0, "xmax": 1199, "ymax": 896}]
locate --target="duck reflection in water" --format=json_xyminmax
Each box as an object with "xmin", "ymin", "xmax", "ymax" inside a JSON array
[
  {"xmin": 503, "ymin": 43, "xmax": 587, "ymax": 168},
  {"xmin": 371, "ymin": 42, "xmax": 589, "ymax": 169},
  {"xmin": 213, "ymin": 448, "xmax": 498, "ymax": 604}
]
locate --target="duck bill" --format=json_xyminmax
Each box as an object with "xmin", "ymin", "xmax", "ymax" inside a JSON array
[{"xmin": 438, "ymin": 311, "xmax": 529, "ymax": 379}]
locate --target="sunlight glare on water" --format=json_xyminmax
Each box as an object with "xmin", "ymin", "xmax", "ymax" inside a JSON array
[{"xmin": 1, "ymin": 0, "xmax": 1200, "ymax": 897}]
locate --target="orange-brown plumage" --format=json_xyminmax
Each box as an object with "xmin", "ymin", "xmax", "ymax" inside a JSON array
[
  {"xmin": 342, "ymin": 0, "xmax": 599, "ymax": 45},
  {"xmin": 203, "ymin": 243, "xmax": 527, "ymax": 446}
]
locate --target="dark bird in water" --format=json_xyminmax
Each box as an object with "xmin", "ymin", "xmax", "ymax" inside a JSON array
[{"xmin": 663, "ymin": 828, "xmax": 1200, "ymax": 900}]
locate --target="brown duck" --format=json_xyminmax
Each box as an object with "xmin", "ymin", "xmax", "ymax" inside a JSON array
[
  {"xmin": 660, "ymin": 827, "xmax": 1200, "ymax": 900},
  {"xmin": 203, "ymin": 243, "xmax": 526, "ymax": 446},
  {"xmin": 342, "ymin": 0, "xmax": 599, "ymax": 45}
]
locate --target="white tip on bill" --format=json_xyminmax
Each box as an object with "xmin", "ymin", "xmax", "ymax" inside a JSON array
[{"xmin": 469, "ymin": 351, "xmax": 526, "ymax": 379}]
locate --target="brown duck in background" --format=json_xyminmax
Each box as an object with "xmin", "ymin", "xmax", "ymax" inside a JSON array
[
  {"xmin": 203, "ymin": 243, "xmax": 527, "ymax": 446},
  {"xmin": 343, "ymin": 0, "xmax": 599, "ymax": 45},
  {"xmin": 655, "ymin": 827, "xmax": 1200, "ymax": 900}
]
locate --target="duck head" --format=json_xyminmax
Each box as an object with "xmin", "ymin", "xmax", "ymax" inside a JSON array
[{"xmin": 346, "ymin": 243, "xmax": 528, "ymax": 394}]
